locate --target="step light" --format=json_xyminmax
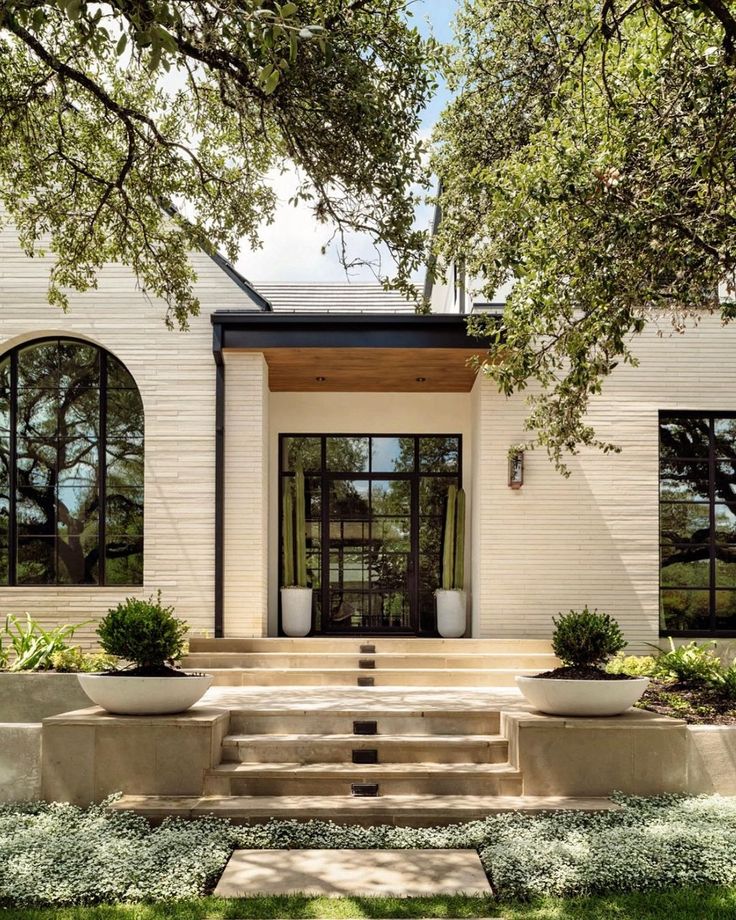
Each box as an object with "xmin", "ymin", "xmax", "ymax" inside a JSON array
[
  {"xmin": 360, "ymin": 644, "xmax": 376, "ymax": 654},
  {"xmin": 353, "ymin": 720, "xmax": 378, "ymax": 735},
  {"xmin": 352, "ymin": 749, "xmax": 378, "ymax": 765},
  {"xmin": 351, "ymin": 783, "xmax": 379, "ymax": 797},
  {"xmin": 357, "ymin": 676, "xmax": 375, "ymax": 687},
  {"xmin": 359, "ymin": 659, "xmax": 376, "ymax": 669}
]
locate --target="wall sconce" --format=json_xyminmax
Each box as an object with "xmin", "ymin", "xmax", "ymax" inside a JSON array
[{"xmin": 508, "ymin": 449, "xmax": 524, "ymax": 489}]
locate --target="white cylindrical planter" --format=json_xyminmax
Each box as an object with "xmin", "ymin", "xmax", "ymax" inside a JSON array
[
  {"xmin": 435, "ymin": 589, "xmax": 467, "ymax": 638},
  {"xmin": 516, "ymin": 676, "xmax": 650, "ymax": 717},
  {"xmin": 78, "ymin": 673, "xmax": 213, "ymax": 716},
  {"xmin": 281, "ymin": 587, "xmax": 313, "ymax": 637}
]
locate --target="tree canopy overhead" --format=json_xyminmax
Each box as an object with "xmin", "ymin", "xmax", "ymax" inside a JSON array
[
  {"xmin": 0, "ymin": 0, "xmax": 435, "ymax": 326},
  {"xmin": 434, "ymin": 0, "xmax": 736, "ymax": 470}
]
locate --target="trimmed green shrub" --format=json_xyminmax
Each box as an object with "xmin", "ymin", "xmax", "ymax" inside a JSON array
[
  {"xmin": 552, "ymin": 607, "xmax": 626, "ymax": 668},
  {"xmin": 96, "ymin": 593, "xmax": 188, "ymax": 671},
  {"xmin": 606, "ymin": 652, "xmax": 658, "ymax": 678},
  {"xmin": 654, "ymin": 639, "xmax": 723, "ymax": 684}
]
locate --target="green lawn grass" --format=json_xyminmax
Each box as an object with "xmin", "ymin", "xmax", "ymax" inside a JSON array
[{"xmin": 3, "ymin": 887, "xmax": 736, "ymax": 920}]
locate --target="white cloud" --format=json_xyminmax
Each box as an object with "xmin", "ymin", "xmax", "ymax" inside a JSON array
[{"xmin": 235, "ymin": 168, "xmax": 433, "ymax": 285}]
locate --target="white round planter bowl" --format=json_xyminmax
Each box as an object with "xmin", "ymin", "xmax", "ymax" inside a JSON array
[
  {"xmin": 78, "ymin": 673, "xmax": 213, "ymax": 716},
  {"xmin": 281, "ymin": 587, "xmax": 313, "ymax": 637},
  {"xmin": 435, "ymin": 589, "xmax": 467, "ymax": 638},
  {"xmin": 516, "ymin": 675, "xmax": 649, "ymax": 717}
]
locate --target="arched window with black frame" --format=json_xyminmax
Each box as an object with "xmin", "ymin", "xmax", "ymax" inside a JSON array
[{"xmin": 0, "ymin": 337, "xmax": 144, "ymax": 585}]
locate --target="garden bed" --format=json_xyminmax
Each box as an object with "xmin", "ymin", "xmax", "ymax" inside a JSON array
[
  {"xmin": 638, "ymin": 679, "xmax": 736, "ymax": 725},
  {"xmin": 3, "ymin": 795, "xmax": 736, "ymax": 906}
]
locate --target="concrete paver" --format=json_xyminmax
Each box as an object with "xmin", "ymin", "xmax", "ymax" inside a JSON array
[{"xmin": 213, "ymin": 848, "xmax": 493, "ymax": 897}]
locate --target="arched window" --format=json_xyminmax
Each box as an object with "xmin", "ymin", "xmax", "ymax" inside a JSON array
[{"xmin": 0, "ymin": 338, "xmax": 144, "ymax": 585}]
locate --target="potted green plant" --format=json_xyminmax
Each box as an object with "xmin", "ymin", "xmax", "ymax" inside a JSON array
[
  {"xmin": 280, "ymin": 468, "xmax": 313, "ymax": 636},
  {"xmin": 516, "ymin": 607, "xmax": 649, "ymax": 716},
  {"xmin": 77, "ymin": 594, "xmax": 212, "ymax": 715},
  {"xmin": 435, "ymin": 485, "xmax": 467, "ymax": 637}
]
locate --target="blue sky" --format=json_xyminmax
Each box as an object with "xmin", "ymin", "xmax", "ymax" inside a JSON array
[{"xmin": 237, "ymin": 1, "xmax": 457, "ymax": 285}]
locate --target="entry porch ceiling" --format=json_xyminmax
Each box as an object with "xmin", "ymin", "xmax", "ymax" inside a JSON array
[
  {"xmin": 212, "ymin": 313, "xmax": 492, "ymax": 393},
  {"xmin": 255, "ymin": 347, "xmax": 485, "ymax": 392}
]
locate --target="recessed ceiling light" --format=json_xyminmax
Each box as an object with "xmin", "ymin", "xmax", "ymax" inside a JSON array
[
  {"xmin": 416, "ymin": 376, "xmax": 427, "ymax": 383},
  {"xmin": 316, "ymin": 376, "xmax": 326, "ymax": 382}
]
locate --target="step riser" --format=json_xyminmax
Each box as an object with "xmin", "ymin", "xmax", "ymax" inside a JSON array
[
  {"xmin": 189, "ymin": 638, "xmax": 553, "ymax": 654},
  {"xmin": 183, "ymin": 653, "xmax": 555, "ymax": 670},
  {"xmin": 221, "ymin": 739, "xmax": 509, "ymax": 765},
  {"xmin": 205, "ymin": 776, "xmax": 524, "ymax": 797},
  {"xmin": 207, "ymin": 669, "xmax": 529, "ymax": 687},
  {"xmin": 228, "ymin": 713, "xmax": 501, "ymax": 735}
]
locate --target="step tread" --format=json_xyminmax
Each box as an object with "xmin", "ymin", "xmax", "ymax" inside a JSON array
[
  {"xmin": 208, "ymin": 761, "xmax": 520, "ymax": 776},
  {"xmin": 112, "ymin": 793, "xmax": 620, "ymax": 818},
  {"xmin": 185, "ymin": 651, "xmax": 556, "ymax": 660},
  {"xmin": 202, "ymin": 666, "xmax": 542, "ymax": 674},
  {"xmin": 222, "ymin": 733, "xmax": 507, "ymax": 746}
]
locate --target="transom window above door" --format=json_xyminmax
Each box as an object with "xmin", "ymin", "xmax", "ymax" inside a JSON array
[
  {"xmin": 280, "ymin": 435, "xmax": 462, "ymax": 635},
  {"xmin": 659, "ymin": 412, "xmax": 736, "ymax": 635}
]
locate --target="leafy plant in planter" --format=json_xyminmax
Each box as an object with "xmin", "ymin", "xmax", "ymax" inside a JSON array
[
  {"xmin": 77, "ymin": 594, "xmax": 212, "ymax": 716},
  {"xmin": 96, "ymin": 593, "xmax": 188, "ymax": 677},
  {"xmin": 435, "ymin": 484, "xmax": 467, "ymax": 637},
  {"xmin": 0, "ymin": 614, "xmax": 89, "ymax": 672},
  {"xmin": 516, "ymin": 607, "xmax": 650, "ymax": 716}
]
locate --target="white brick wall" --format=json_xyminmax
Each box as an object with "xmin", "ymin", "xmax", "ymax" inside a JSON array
[
  {"xmin": 0, "ymin": 221, "xmax": 250, "ymax": 643},
  {"xmin": 222, "ymin": 352, "xmax": 269, "ymax": 635},
  {"xmin": 473, "ymin": 313, "xmax": 736, "ymax": 650}
]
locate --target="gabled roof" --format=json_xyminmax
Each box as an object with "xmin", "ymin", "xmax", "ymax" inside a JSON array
[{"xmin": 253, "ymin": 283, "xmax": 415, "ymax": 314}]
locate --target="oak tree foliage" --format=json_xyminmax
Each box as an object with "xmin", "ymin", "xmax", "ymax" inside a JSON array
[
  {"xmin": 0, "ymin": 0, "xmax": 435, "ymax": 326},
  {"xmin": 434, "ymin": 0, "xmax": 736, "ymax": 470}
]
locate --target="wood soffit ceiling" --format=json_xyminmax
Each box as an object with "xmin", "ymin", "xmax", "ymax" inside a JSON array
[{"xmin": 236, "ymin": 347, "xmax": 487, "ymax": 392}]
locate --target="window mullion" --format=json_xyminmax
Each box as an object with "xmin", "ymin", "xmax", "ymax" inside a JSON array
[
  {"xmin": 8, "ymin": 351, "xmax": 17, "ymax": 585},
  {"xmin": 99, "ymin": 351, "xmax": 107, "ymax": 586}
]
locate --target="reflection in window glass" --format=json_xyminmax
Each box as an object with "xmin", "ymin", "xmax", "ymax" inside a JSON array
[
  {"xmin": 1, "ymin": 339, "xmax": 144, "ymax": 586},
  {"xmin": 282, "ymin": 436, "xmax": 321, "ymax": 472},
  {"xmin": 420, "ymin": 436, "xmax": 459, "ymax": 472},
  {"xmin": 371, "ymin": 438, "xmax": 414, "ymax": 473},
  {"xmin": 660, "ymin": 413, "xmax": 736, "ymax": 633},
  {"xmin": 327, "ymin": 437, "xmax": 369, "ymax": 472}
]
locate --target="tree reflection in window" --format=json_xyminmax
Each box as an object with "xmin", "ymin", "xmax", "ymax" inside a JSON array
[
  {"xmin": 660, "ymin": 414, "xmax": 736, "ymax": 634},
  {"xmin": 0, "ymin": 338, "xmax": 143, "ymax": 586}
]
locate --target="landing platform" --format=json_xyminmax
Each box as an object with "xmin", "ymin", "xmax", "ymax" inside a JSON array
[{"xmin": 200, "ymin": 685, "xmax": 531, "ymax": 713}]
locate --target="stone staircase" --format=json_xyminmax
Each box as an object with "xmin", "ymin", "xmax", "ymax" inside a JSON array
[
  {"xmin": 181, "ymin": 637, "xmax": 557, "ymax": 687},
  {"xmin": 113, "ymin": 638, "xmax": 617, "ymax": 825}
]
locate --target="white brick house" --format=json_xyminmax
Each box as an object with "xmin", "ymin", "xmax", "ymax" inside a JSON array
[{"xmin": 1, "ymin": 220, "xmax": 734, "ymax": 651}]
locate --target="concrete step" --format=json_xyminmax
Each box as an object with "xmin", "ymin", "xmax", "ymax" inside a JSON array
[
  {"xmin": 112, "ymin": 793, "xmax": 620, "ymax": 827},
  {"xmin": 183, "ymin": 651, "xmax": 557, "ymax": 670},
  {"xmin": 205, "ymin": 667, "xmax": 536, "ymax": 687},
  {"xmin": 228, "ymin": 709, "xmax": 501, "ymax": 736},
  {"xmin": 189, "ymin": 637, "xmax": 553, "ymax": 654},
  {"xmin": 221, "ymin": 733, "xmax": 509, "ymax": 764},
  {"xmin": 203, "ymin": 761, "xmax": 524, "ymax": 797}
]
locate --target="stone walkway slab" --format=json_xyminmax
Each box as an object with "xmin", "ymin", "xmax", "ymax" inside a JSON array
[{"xmin": 213, "ymin": 848, "xmax": 493, "ymax": 897}]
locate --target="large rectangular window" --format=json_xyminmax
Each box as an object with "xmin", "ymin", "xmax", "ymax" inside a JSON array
[{"xmin": 660, "ymin": 413, "xmax": 736, "ymax": 635}]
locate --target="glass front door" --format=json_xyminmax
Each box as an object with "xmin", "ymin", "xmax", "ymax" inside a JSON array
[{"xmin": 280, "ymin": 434, "xmax": 462, "ymax": 635}]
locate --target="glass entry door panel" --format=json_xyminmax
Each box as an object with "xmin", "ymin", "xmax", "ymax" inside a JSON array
[
  {"xmin": 328, "ymin": 477, "xmax": 412, "ymax": 632},
  {"xmin": 280, "ymin": 435, "xmax": 461, "ymax": 635}
]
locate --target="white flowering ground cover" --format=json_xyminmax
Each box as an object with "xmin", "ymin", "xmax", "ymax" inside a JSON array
[{"xmin": 1, "ymin": 795, "xmax": 736, "ymax": 906}]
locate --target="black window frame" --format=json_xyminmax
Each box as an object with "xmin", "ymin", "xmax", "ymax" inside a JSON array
[
  {"xmin": 279, "ymin": 433, "xmax": 463, "ymax": 636},
  {"xmin": 0, "ymin": 336, "xmax": 144, "ymax": 587},
  {"xmin": 659, "ymin": 409, "xmax": 736, "ymax": 637}
]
